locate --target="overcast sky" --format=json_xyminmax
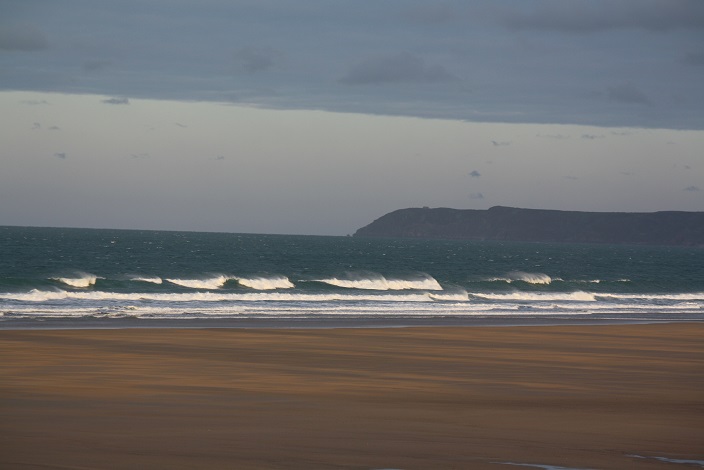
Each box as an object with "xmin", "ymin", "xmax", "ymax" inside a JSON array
[{"xmin": 1, "ymin": 1, "xmax": 702, "ymax": 235}]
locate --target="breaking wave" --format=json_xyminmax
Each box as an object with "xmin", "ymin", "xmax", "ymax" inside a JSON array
[
  {"xmin": 2, "ymin": 289, "xmax": 450, "ymax": 303},
  {"xmin": 2, "ymin": 288, "xmax": 703, "ymax": 321},
  {"xmin": 50, "ymin": 273, "xmax": 99, "ymax": 288},
  {"xmin": 161, "ymin": 274, "xmax": 296, "ymax": 290},
  {"xmin": 472, "ymin": 291, "xmax": 597, "ymax": 302},
  {"xmin": 235, "ymin": 275, "xmax": 294, "ymax": 290},
  {"xmin": 314, "ymin": 272, "xmax": 443, "ymax": 291},
  {"xmin": 429, "ymin": 290, "xmax": 469, "ymax": 301},
  {"xmin": 505, "ymin": 272, "xmax": 552, "ymax": 285},
  {"xmin": 128, "ymin": 275, "xmax": 163, "ymax": 284},
  {"xmin": 165, "ymin": 275, "xmax": 230, "ymax": 289}
]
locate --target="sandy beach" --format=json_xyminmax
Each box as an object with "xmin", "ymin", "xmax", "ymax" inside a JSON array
[{"xmin": 1, "ymin": 323, "xmax": 702, "ymax": 469}]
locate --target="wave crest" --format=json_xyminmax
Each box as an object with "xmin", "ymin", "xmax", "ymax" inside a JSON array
[
  {"xmin": 166, "ymin": 275, "xmax": 230, "ymax": 289},
  {"xmin": 489, "ymin": 272, "xmax": 553, "ymax": 285},
  {"xmin": 128, "ymin": 275, "xmax": 163, "ymax": 284},
  {"xmin": 509, "ymin": 272, "xmax": 552, "ymax": 284},
  {"xmin": 236, "ymin": 275, "xmax": 294, "ymax": 290},
  {"xmin": 3, "ymin": 289, "xmax": 448, "ymax": 303},
  {"xmin": 315, "ymin": 272, "xmax": 442, "ymax": 291},
  {"xmin": 50, "ymin": 273, "xmax": 99, "ymax": 288},
  {"xmin": 429, "ymin": 290, "xmax": 469, "ymax": 301},
  {"xmin": 472, "ymin": 291, "xmax": 596, "ymax": 302}
]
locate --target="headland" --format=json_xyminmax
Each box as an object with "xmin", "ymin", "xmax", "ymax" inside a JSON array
[{"xmin": 354, "ymin": 206, "xmax": 704, "ymax": 246}]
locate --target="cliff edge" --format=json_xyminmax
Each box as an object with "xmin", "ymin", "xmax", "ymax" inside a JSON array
[{"xmin": 353, "ymin": 206, "xmax": 704, "ymax": 246}]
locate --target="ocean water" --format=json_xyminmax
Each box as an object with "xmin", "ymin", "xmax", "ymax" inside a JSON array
[{"xmin": 1, "ymin": 226, "xmax": 703, "ymax": 328}]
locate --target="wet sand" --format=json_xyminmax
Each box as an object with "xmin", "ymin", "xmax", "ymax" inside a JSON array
[{"xmin": 1, "ymin": 323, "xmax": 702, "ymax": 469}]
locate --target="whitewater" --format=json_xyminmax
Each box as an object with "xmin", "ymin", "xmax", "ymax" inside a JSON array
[{"xmin": 1, "ymin": 226, "xmax": 703, "ymax": 327}]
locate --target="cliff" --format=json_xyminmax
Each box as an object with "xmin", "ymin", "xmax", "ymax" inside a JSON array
[{"xmin": 353, "ymin": 206, "xmax": 704, "ymax": 246}]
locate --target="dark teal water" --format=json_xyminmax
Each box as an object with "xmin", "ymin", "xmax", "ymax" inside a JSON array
[{"xmin": 1, "ymin": 226, "xmax": 703, "ymax": 326}]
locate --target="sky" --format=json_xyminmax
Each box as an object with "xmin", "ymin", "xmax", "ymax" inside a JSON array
[{"xmin": 1, "ymin": 1, "xmax": 703, "ymax": 235}]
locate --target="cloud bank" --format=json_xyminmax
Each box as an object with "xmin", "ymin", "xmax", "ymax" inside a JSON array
[
  {"xmin": 1, "ymin": 1, "xmax": 703, "ymax": 129},
  {"xmin": 340, "ymin": 52, "xmax": 455, "ymax": 85},
  {"xmin": 0, "ymin": 23, "xmax": 48, "ymax": 51}
]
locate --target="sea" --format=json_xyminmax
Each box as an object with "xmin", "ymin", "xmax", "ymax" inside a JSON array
[{"xmin": 1, "ymin": 225, "xmax": 703, "ymax": 329}]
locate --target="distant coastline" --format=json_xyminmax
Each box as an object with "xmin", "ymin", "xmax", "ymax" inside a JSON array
[{"xmin": 354, "ymin": 206, "xmax": 704, "ymax": 246}]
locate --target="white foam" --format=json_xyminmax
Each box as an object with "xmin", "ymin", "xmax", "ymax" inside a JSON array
[
  {"xmin": 472, "ymin": 291, "xmax": 596, "ymax": 302},
  {"xmin": 429, "ymin": 290, "xmax": 469, "ymax": 301},
  {"xmin": 236, "ymin": 275, "xmax": 294, "ymax": 290},
  {"xmin": 6, "ymin": 289, "xmax": 703, "ymax": 311},
  {"xmin": 129, "ymin": 275, "xmax": 163, "ymax": 284},
  {"xmin": 165, "ymin": 275, "xmax": 230, "ymax": 289},
  {"xmin": 315, "ymin": 273, "xmax": 442, "ymax": 291},
  {"xmin": 508, "ymin": 272, "xmax": 552, "ymax": 285},
  {"xmin": 485, "ymin": 272, "xmax": 552, "ymax": 285},
  {"xmin": 51, "ymin": 273, "xmax": 99, "ymax": 288},
  {"xmin": 1, "ymin": 289, "xmax": 435, "ymax": 303},
  {"xmin": 2, "ymin": 301, "xmax": 599, "ymax": 319},
  {"xmin": 598, "ymin": 292, "xmax": 704, "ymax": 301}
]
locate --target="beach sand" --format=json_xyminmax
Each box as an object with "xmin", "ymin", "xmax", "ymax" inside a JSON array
[{"xmin": 1, "ymin": 323, "xmax": 702, "ymax": 469}]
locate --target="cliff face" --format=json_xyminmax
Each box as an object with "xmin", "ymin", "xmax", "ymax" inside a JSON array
[{"xmin": 353, "ymin": 206, "xmax": 704, "ymax": 246}]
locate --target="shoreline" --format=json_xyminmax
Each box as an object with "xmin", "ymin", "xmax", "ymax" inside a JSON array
[
  {"xmin": 2, "ymin": 323, "xmax": 703, "ymax": 469},
  {"xmin": 2, "ymin": 313, "xmax": 703, "ymax": 330}
]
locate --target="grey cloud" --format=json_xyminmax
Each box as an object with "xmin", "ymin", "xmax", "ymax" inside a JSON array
[
  {"xmin": 491, "ymin": 140, "xmax": 511, "ymax": 146},
  {"xmin": 31, "ymin": 122, "xmax": 40, "ymax": 130},
  {"xmin": 1, "ymin": 1, "xmax": 703, "ymax": 130},
  {"xmin": 564, "ymin": 175, "xmax": 579, "ymax": 180},
  {"xmin": 174, "ymin": 122, "xmax": 188, "ymax": 128},
  {"xmin": 0, "ymin": 23, "xmax": 49, "ymax": 51},
  {"xmin": 607, "ymin": 82, "xmax": 651, "ymax": 105},
  {"xmin": 48, "ymin": 125, "xmax": 60, "ymax": 130},
  {"xmin": 53, "ymin": 152, "xmax": 66, "ymax": 159},
  {"xmin": 233, "ymin": 47, "xmax": 282, "ymax": 74},
  {"xmin": 683, "ymin": 52, "xmax": 704, "ymax": 66},
  {"xmin": 401, "ymin": 4, "xmax": 458, "ymax": 24},
  {"xmin": 684, "ymin": 185, "xmax": 701, "ymax": 192},
  {"xmin": 503, "ymin": 0, "xmax": 704, "ymax": 34},
  {"xmin": 469, "ymin": 170, "xmax": 481, "ymax": 178},
  {"xmin": 130, "ymin": 153, "xmax": 149, "ymax": 159},
  {"xmin": 82, "ymin": 60, "xmax": 111, "ymax": 72},
  {"xmin": 581, "ymin": 134, "xmax": 604, "ymax": 139},
  {"xmin": 469, "ymin": 192, "xmax": 484, "ymax": 200},
  {"xmin": 340, "ymin": 52, "xmax": 455, "ymax": 85},
  {"xmin": 102, "ymin": 97, "xmax": 130, "ymax": 105},
  {"xmin": 21, "ymin": 99, "xmax": 49, "ymax": 105}
]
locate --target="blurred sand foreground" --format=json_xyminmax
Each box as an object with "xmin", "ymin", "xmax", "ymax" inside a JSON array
[{"xmin": 1, "ymin": 323, "xmax": 702, "ymax": 469}]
